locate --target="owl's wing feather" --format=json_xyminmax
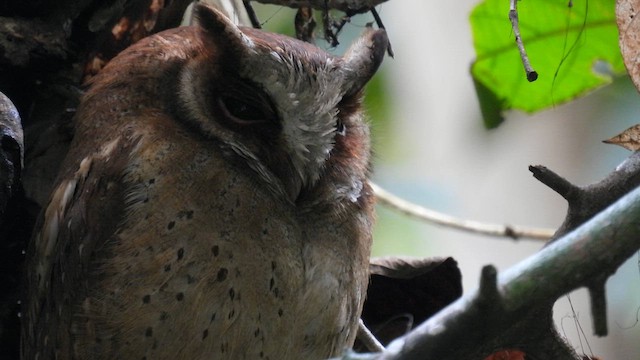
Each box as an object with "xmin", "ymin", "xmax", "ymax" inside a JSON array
[{"xmin": 22, "ymin": 135, "xmax": 137, "ymax": 358}]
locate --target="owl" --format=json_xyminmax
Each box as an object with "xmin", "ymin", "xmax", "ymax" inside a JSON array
[{"xmin": 21, "ymin": 4, "xmax": 386, "ymax": 359}]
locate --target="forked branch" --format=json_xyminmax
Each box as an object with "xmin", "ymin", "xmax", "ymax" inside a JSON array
[{"xmin": 341, "ymin": 179, "xmax": 640, "ymax": 360}]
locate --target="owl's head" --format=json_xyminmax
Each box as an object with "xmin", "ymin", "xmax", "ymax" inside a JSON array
[{"xmin": 179, "ymin": 4, "xmax": 387, "ymax": 202}]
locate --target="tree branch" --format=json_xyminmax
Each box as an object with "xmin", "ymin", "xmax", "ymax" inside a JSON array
[
  {"xmin": 508, "ymin": 0, "xmax": 538, "ymax": 82},
  {"xmin": 371, "ymin": 182, "xmax": 554, "ymax": 241},
  {"xmin": 250, "ymin": 0, "xmax": 389, "ymax": 13},
  {"xmin": 529, "ymin": 165, "xmax": 580, "ymax": 202},
  {"xmin": 357, "ymin": 319, "xmax": 386, "ymax": 353},
  {"xmin": 344, "ymin": 180, "xmax": 640, "ymax": 360},
  {"xmin": 531, "ymin": 151, "xmax": 640, "ymax": 240}
]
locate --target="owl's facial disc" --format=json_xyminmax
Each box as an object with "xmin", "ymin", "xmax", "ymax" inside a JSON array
[{"xmin": 191, "ymin": 4, "xmax": 387, "ymax": 200}]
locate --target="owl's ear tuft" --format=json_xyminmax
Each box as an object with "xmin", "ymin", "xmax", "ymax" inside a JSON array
[
  {"xmin": 193, "ymin": 3, "xmax": 254, "ymax": 53},
  {"xmin": 341, "ymin": 28, "xmax": 388, "ymax": 97}
]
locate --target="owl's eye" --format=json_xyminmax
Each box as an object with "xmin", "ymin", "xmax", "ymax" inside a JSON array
[{"xmin": 219, "ymin": 95, "xmax": 271, "ymax": 125}]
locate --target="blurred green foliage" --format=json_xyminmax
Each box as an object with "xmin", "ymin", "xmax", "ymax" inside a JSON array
[{"xmin": 470, "ymin": 0, "xmax": 625, "ymax": 128}]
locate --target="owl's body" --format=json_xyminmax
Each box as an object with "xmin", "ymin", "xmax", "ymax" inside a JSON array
[{"xmin": 22, "ymin": 5, "xmax": 385, "ymax": 359}]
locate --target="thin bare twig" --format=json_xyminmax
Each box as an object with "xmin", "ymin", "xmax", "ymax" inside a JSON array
[
  {"xmin": 371, "ymin": 182, "xmax": 554, "ymax": 241},
  {"xmin": 509, "ymin": 0, "xmax": 538, "ymax": 82},
  {"xmin": 357, "ymin": 319, "xmax": 386, "ymax": 353},
  {"xmin": 370, "ymin": 7, "xmax": 393, "ymax": 57},
  {"xmin": 243, "ymin": 0, "xmax": 262, "ymax": 28},
  {"xmin": 250, "ymin": 0, "xmax": 389, "ymax": 13}
]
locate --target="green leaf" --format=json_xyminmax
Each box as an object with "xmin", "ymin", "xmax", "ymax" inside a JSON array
[
  {"xmin": 472, "ymin": 75, "xmax": 505, "ymax": 129},
  {"xmin": 470, "ymin": 0, "xmax": 625, "ymax": 127}
]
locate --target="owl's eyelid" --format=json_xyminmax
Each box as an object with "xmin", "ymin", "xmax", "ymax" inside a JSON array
[
  {"xmin": 222, "ymin": 77, "xmax": 279, "ymax": 119},
  {"xmin": 217, "ymin": 96, "xmax": 272, "ymax": 125}
]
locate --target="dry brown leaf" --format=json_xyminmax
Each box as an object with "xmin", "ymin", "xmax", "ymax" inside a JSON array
[
  {"xmin": 617, "ymin": 0, "xmax": 640, "ymax": 93},
  {"xmin": 603, "ymin": 123, "xmax": 640, "ymax": 151}
]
